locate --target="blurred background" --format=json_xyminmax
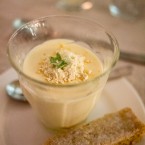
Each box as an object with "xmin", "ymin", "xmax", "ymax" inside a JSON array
[{"xmin": 0, "ymin": 0, "xmax": 145, "ymax": 101}]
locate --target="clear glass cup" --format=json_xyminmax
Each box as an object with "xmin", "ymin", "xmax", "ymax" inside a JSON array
[{"xmin": 8, "ymin": 15, "xmax": 119, "ymax": 129}]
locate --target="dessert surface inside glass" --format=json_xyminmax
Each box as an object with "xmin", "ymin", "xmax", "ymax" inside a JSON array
[{"xmin": 23, "ymin": 39, "xmax": 103, "ymax": 85}]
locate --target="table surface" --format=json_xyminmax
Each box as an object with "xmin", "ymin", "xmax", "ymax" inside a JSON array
[{"xmin": 0, "ymin": 0, "xmax": 145, "ymax": 104}]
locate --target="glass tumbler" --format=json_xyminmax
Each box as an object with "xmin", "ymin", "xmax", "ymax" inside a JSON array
[{"xmin": 8, "ymin": 15, "xmax": 119, "ymax": 129}]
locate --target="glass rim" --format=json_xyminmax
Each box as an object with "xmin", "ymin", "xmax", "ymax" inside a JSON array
[{"xmin": 7, "ymin": 15, "xmax": 120, "ymax": 88}]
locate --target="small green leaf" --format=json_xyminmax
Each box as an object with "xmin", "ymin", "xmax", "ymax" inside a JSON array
[
  {"xmin": 50, "ymin": 53, "xmax": 68, "ymax": 69},
  {"xmin": 50, "ymin": 57, "xmax": 56, "ymax": 63},
  {"xmin": 56, "ymin": 53, "xmax": 61, "ymax": 61},
  {"xmin": 57, "ymin": 60, "xmax": 68, "ymax": 69}
]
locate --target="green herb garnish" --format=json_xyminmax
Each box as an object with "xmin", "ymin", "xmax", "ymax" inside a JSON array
[{"xmin": 50, "ymin": 53, "xmax": 68, "ymax": 69}]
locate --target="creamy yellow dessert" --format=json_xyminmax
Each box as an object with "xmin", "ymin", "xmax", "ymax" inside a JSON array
[
  {"xmin": 23, "ymin": 39, "xmax": 102, "ymax": 84},
  {"xmin": 22, "ymin": 39, "xmax": 104, "ymax": 128}
]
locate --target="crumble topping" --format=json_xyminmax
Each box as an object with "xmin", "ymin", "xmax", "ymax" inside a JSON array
[{"xmin": 37, "ymin": 49, "xmax": 92, "ymax": 84}]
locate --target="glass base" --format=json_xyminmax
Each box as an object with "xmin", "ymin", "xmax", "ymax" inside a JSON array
[{"xmin": 41, "ymin": 118, "xmax": 87, "ymax": 131}]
